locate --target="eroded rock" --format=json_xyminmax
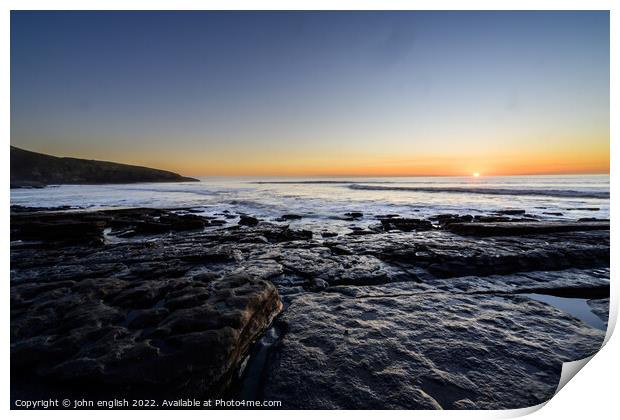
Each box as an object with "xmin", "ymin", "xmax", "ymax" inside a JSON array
[
  {"xmin": 261, "ymin": 290, "xmax": 604, "ymax": 409},
  {"xmin": 446, "ymin": 221, "xmax": 609, "ymax": 237},
  {"xmin": 11, "ymin": 271, "xmax": 282, "ymax": 399},
  {"xmin": 10, "ymin": 207, "xmax": 609, "ymax": 408}
]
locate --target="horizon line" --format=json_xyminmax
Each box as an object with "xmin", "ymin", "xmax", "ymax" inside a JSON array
[{"xmin": 187, "ymin": 172, "xmax": 611, "ymax": 178}]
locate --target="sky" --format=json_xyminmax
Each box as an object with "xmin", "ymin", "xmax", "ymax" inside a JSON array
[{"xmin": 11, "ymin": 11, "xmax": 609, "ymax": 177}]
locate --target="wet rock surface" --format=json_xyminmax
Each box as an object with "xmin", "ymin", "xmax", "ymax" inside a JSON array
[
  {"xmin": 446, "ymin": 221, "xmax": 609, "ymax": 237},
  {"xmin": 10, "ymin": 207, "xmax": 609, "ymax": 408},
  {"xmin": 11, "ymin": 270, "xmax": 282, "ymax": 400},
  {"xmin": 587, "ymin": 298, "xmax": 610, "ymax": 327},
  {"xmin": 261, "ymin": 291, "xmax": 603, "ymax": 409}
]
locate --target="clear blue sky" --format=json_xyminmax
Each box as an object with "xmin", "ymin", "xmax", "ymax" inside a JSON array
[{"xmin": 11, "ymin": 11, "xmax": 609, "ymax": 176}]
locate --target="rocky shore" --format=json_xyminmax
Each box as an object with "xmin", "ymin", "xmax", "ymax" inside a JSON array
[{"xmin": 10, "ymin": 206, "xmax": 609, "ymax": 409}]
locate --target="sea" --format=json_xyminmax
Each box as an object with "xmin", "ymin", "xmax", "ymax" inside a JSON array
[{"xmin": 10, "ymin": 175, "xmax": 610, "ymax": 233}]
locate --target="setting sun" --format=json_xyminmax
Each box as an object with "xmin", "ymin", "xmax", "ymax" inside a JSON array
[{"xmin": 473, "ymin": 172, "xmax": 480, "ymax": 177}]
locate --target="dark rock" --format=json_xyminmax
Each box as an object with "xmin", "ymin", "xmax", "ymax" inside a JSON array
[
  {"xmin": 11, "ymin": 205, "xmax": 76, "ymax": 213},
  {"xmin": 121, "ymin": 213, "xmax": 208, "ymax": 236},
  {"xmin": 352, "ymin": 268, "xmax": 610, "ymax": 297},
  {"xmin": 380, "ymin": 218, "xmax": 434, "ymax": 232},
  {"xmin": 587, "ymin": 298, "xmax": 609, "ymax": 327},
  {"xmin": 321, "ymin": 232, "xmax": 338, "ymax": 238},
  {"xmin": 240, "ymin": 235, "xmax": 269, "ymax": 244},
  {"xmin": 159, "ymin": 214, "xmax": 208, "ymax": 231},
  {"xmin": 306, "ymin": 278, "xmax": 329, "ymax": 292},
  {"xmin": 495, "ymin": 209, "xmax": 526, "ymax": 215},
  {"xmin": 11, "ymin": 272, "xmax": 282, "ymax": 400},
  {"xmin": 335, "ymin": 228, "xmax": 609, "ymax": 279},
  {"xmin": 429, "ymin": 214, "xmax": 474, "ymax": 227},
  {"xmin": 127, "ymin": 308, "xmax": 170, "ymax": 329},
  {"xmin": 263, "ymin": 227, "xmax": 312, "ymax": 242},
  {"xmin": 11, "ymin": 208, "xmax": 212, "ymax": 243},
  {"xmin": 472, "ymin": 215, "xmax": 512, "ymax": 223},
  {"xmin": 330, "ymin": 245, "xmax": 353, "ymax": 255},
  {"xmin": 238, "ymin": 215, "xmax": 259, "ymax": 227},
  {"xmin": 11, "ymin": 219, "xmax": 105, "ymax": 246},
  {"xmin": 446, "ymin": 221, "xmax": 610, "ymax": 237},
  {"xmin": 235, "ymin": 259, "xmax": 284, "ymax": 280},
  {"xmin": 344, "ymin": 212, "xmax": 363, "ymax": 219},
  {"xmin": 347, "ymin": 229, "xmax": 377, "ymax": 236},
  {"xmin": 10, "ymin": 206, "xmax": 610, "ymax": 408},
  {"xmin": 193, "ymin": 272, "xmax": 220, "ymax": 283},
  {"xmin": 261, "ymin": 290, "xmax": 604, "ymax": 409}
]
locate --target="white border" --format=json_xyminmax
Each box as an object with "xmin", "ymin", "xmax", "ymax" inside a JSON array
[{"xmin": 2, "ymin": 2, "xmax": 617, "ymax": 419}]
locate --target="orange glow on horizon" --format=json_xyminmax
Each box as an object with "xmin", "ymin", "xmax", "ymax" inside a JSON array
[
  {"xmin": 28, "ymin": 136, "xmax": 609, "ymax": 178},
  {"xmin": 130, "ymin": 144, "xmax": 609, "ymax": 177},
  {"xmin": 138, "ymin": 152, "xmax": 610, "ymax": 178}
]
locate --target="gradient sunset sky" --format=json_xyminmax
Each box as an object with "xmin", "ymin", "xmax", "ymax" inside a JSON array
[{"xmin": 11, "ymin": 11, "xmax": 609, "ymax": 177}]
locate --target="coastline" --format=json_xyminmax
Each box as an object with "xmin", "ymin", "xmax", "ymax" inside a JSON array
[{"xmin": 10, "ymin": 205, "xmax": 610, "ymax": 409}]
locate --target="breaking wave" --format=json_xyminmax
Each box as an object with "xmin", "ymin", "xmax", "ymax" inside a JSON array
[
  {"xmin": 250, "ymin": 180, "xmax": 395, "ymax": 185},
  {"xmin": 347, "ymin": 184, "xmax": 609, "ymax": 199}
]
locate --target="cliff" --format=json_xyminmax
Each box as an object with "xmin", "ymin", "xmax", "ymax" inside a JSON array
[{"xmin": 10, "ymin": 146, "xmax": 199, "ymax": 187}]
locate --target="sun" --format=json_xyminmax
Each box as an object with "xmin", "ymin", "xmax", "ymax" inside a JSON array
[{"xmin": 472, "ymin": 172, "xmax": 480, "ymax": 177}]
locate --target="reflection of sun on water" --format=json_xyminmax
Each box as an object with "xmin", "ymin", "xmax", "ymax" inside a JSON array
[{"xmin": 472, "ymin": 172, "xmax": 480, "ymax": 177}]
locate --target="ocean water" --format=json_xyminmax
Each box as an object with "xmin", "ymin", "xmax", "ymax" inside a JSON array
[
  {"xmin": 522, "ymin": 293, "xmax": 607, "ymax": 331},
  {"xmin": 10, "ymin": 175, "xmax": 609, "ymax": 232}
]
